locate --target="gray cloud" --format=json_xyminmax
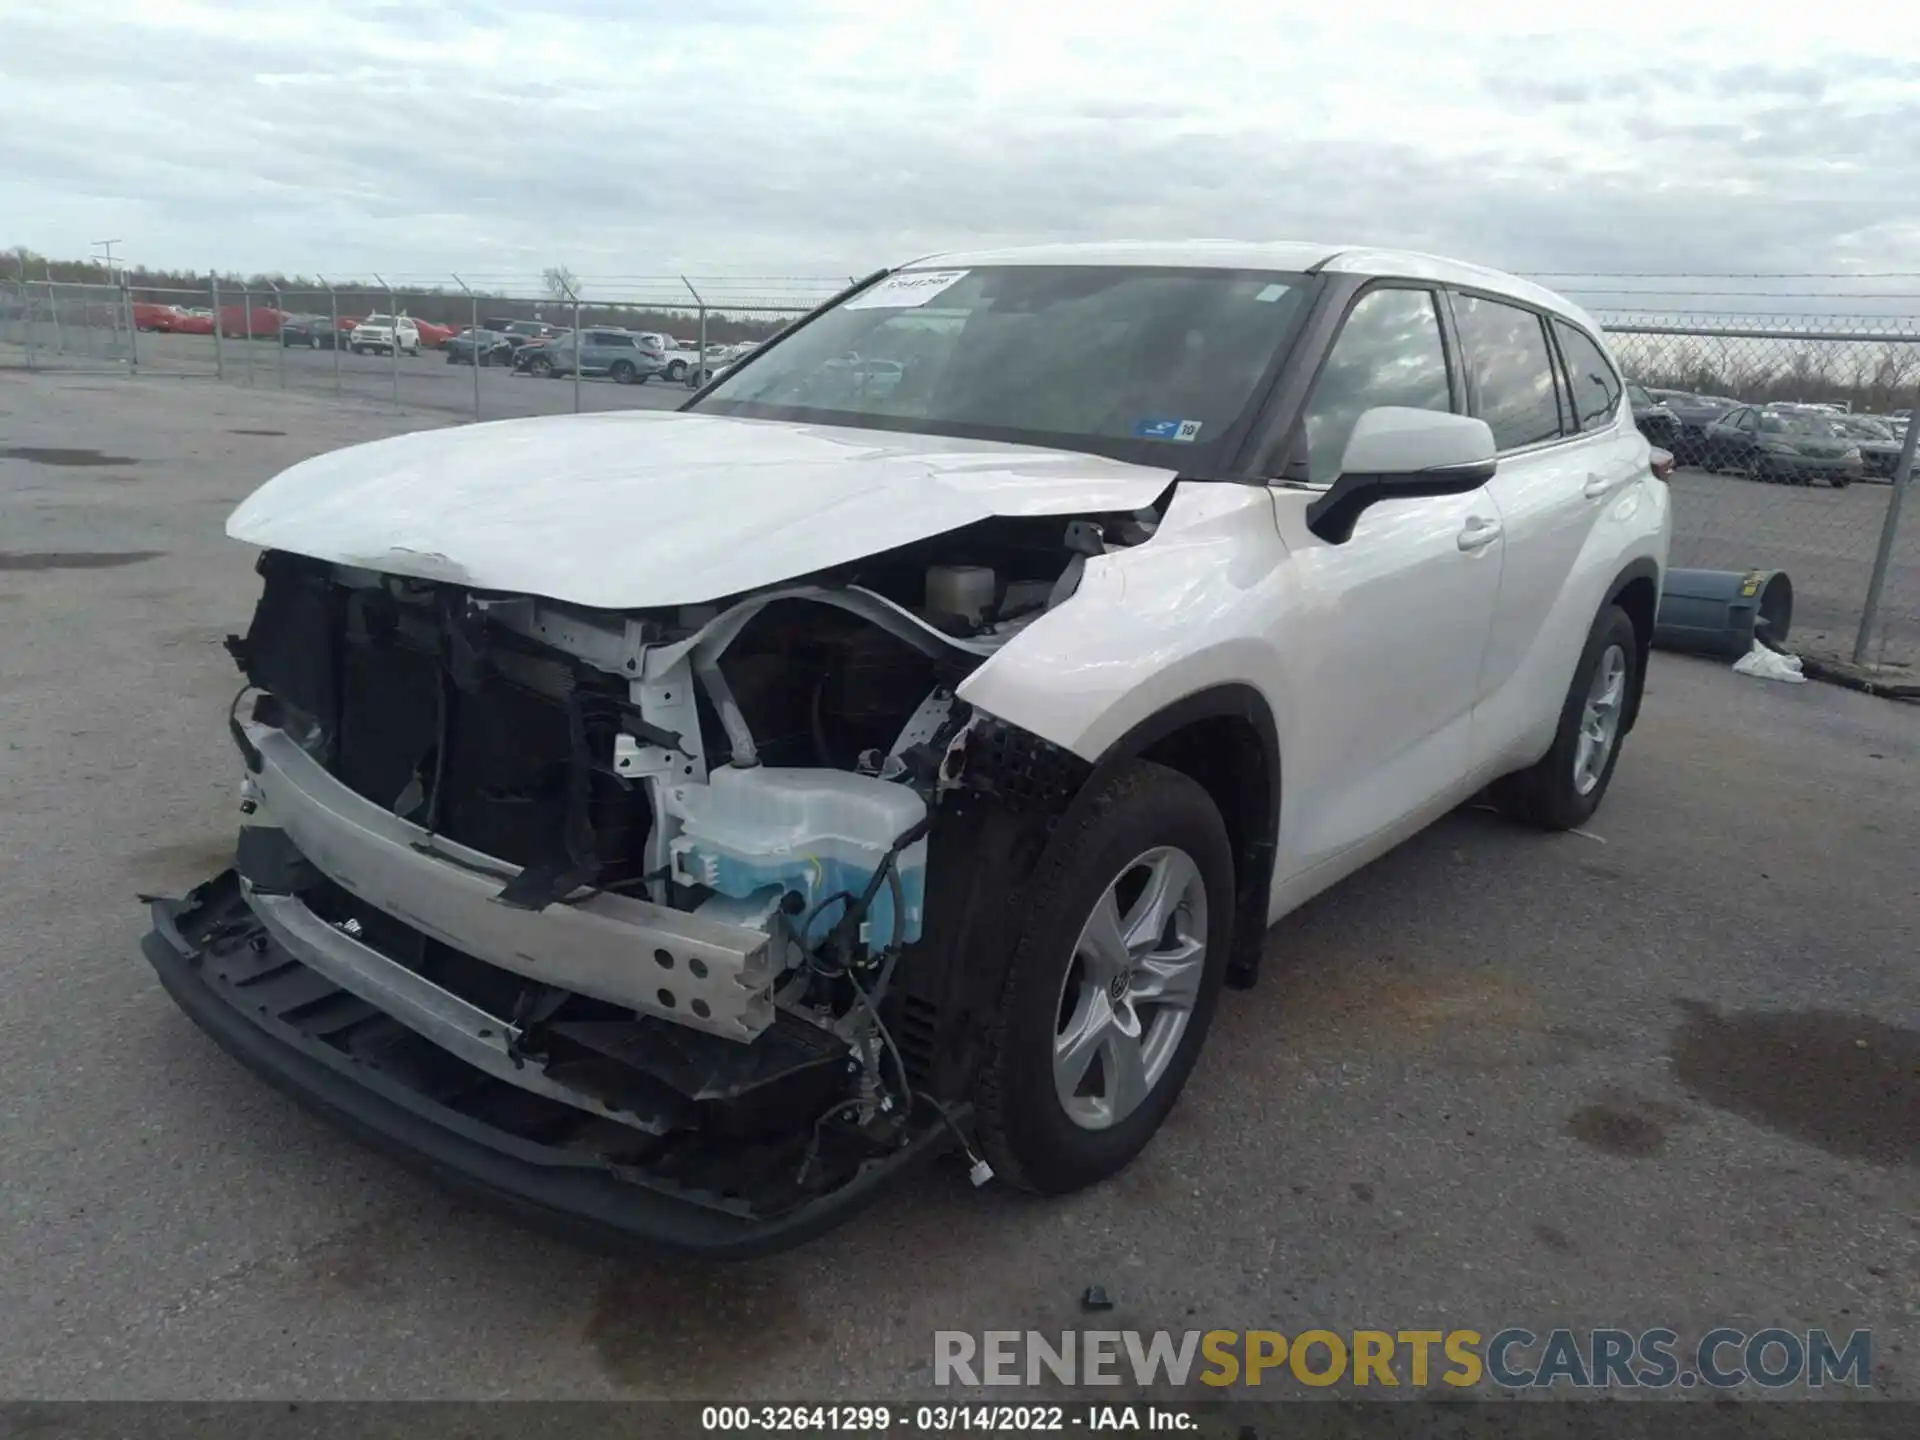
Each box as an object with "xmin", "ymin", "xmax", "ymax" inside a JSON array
[{"xmin": 2, "ymin": 0, "xmax": 1917, "ymax": 319}]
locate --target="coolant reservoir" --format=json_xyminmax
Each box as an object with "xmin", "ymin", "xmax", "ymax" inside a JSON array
[{"xmin": 666, "ymin": 768, "xmax": 928, "ymax": 948}]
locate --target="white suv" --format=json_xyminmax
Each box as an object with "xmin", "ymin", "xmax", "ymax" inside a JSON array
[
  {"xmin": 349, "ymin": 314, "xmax": 420, "ymax": 356},
  {"xmin": 146, "ymin": 242, "xmax": 1669, "ymax": 1256}
]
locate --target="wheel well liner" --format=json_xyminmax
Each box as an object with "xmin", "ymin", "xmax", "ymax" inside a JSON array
[
  {"xmin": 1607, "ymin": 558, "xmax": 1661, "ymax": 733},
  {"xmin": 1085, "ymin": 684, "xmax": 1281, "ymax": 989}
]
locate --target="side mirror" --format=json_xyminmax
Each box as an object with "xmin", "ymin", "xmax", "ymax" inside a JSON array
[{"xmin": 1305, "ymin": 407, "xmax": 1498, "ymax": 544}]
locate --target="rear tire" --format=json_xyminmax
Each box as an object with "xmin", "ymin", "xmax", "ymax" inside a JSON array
[
  {"xmin": 1492, "ymin": 604, "xmax": 1639, "ymax": 831},
  {"xmin": 666, "ymin": 360, "xmax": 686, "ymax": 382},
  {"xmin": 974, "ymin": 760, "xmax": 1233, "ymax": 1195},
  {"xmin": 610, "ymin": 360, "xmax": 635, "ymax": 384}
]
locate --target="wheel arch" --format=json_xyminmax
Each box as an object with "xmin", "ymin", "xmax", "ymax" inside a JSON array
[
  {"xmin": 1605, "ymin": 556, "xmax": 1661, "ymax": 733},
  {"xmin": 1080, "ymin": 684, "xmax": 1281, "ymax": 989}
]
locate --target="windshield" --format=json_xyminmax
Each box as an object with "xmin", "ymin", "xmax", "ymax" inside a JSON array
[
  {"xmin": 1759, "ymin": 413, "xmax": 1841, "ymax": 436},
  {"xmin": 1843, "ymin": 418, "xmax": 1892, "ymax": 439},
  {"xmin": 692, "ymin": 265, "xmax": 1314, "ymax": 465}
]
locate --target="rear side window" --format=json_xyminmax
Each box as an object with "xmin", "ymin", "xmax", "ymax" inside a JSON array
[
  {"xmin": 1452, "ymin": 295, "xmax": 1563, "ymax": 451},
  {"xmin": 1297, "ymin": 287, "xmax": 1452, "ymax": 484},
  {"xmin": 1554, "ymin": 320, "xmax": 1623, "ymax": 431}
]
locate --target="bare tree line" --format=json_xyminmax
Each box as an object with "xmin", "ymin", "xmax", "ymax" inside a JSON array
[{"xmin": 1613, "ymin": 332, "xmax": 1920, "ymax": 414}]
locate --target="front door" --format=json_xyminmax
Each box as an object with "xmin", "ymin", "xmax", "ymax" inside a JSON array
[{"xmin": 1265, "ymin": 284, "xmax": 1506, "ymax": 880}]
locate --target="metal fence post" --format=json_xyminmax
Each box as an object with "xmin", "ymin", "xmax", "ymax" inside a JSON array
[
  {"xmin": 453, "ymin": 273, "xmax": 479, "ymax": 420},
  {"xmin": 121, "ymin": 272, "xmax": 137, "ymax": 374},
  {"xmin": 210, "ymin": 274, "xmax": 225, "ymax": 380},
  {"xmin": 568, "ymin": 279, "xmax": 583, "ymax": 414},
  {"xmin": 318, "ymin": 275, "xmax": 340, "ymax": 396},
  {"xmin": 47, "ymin": 281, "xmax": 63, "ymax": 354},
  {"xmin": 268, "ymin": 281, "xmax": 285, "ymax": 388},
  {"xmin": 1852, "ymin": 402, "xmax": 1920, "ymax": 665},
  {"xmin": 683, "ymin": 276, "xmax": 705, "ymax": 389},
  {"xmin": 375, "ymin": 273, "xmax": 398, "ymax": 408},
  {"xmin": 242, "ymin": 285, "xmax": 256, "ymax": 386},
  {"xmin": 22, "ymin": 281, "xmax": 36, "ymax": 371}
]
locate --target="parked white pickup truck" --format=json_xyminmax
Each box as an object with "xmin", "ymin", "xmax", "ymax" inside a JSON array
[{"xmin": 349, "ymin": 314, "xmax": 420, "ymax": 357}]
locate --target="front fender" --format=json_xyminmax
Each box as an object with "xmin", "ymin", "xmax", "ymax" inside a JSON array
[{"xmin": 955, "ymin": 483, "xmax": 1295, "ymax": 765}]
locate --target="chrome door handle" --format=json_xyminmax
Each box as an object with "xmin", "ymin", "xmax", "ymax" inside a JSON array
[
  {"xmin": 1584, "ymin": 472, "xmax": 1623, "ymax": 499},
  {"xmin": 1457, "ymin": 516, "xmax": 1503, "ymax": 551}
]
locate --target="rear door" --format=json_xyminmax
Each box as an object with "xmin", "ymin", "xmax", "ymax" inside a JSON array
[{"xmin": 1455, "ymin": 297, "xmax": 1643, "ymax": 775}]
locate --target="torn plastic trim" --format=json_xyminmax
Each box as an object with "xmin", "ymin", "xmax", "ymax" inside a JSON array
[
  {"xmin": 240, "ymin": 880, "xmax": 683, "ymax": 1136},
  {"xmin": 142, "ymin": 877, "xmax": 961, "ymax": 1254}
]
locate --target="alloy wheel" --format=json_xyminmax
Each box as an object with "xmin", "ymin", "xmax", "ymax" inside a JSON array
[
  {"xmin": 1573, "ymin": 644, "xmax": 1627, "ymax": 797},
  {"xmin": 1052, "ymin": 846, "xmax": 1208, "ymax": 1131}
]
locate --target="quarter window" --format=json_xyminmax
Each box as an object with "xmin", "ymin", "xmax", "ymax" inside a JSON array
[
  {"xmin": 1297, "ymin": 287, "xmax": 1452, "ymax": 484},
  {"xmin": 1554, "ymin": 320, "xmax": 1623, "ymax": 432},
  {"xmin": 1452, "ymin": 295, "xmax": 1563, "ymax": 450}
]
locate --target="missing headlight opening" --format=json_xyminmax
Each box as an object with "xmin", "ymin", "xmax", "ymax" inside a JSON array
[{"xmin": 192, "ymin": 506, "xmax": 1156, "ymax": 1236}]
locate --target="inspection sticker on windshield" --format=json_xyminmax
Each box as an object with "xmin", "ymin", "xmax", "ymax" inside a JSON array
[
  {"xmin": 845, "ymin": 269, "xmax": 970, "ymax": 310},
  {"xmin": 1134, "ymin": 417, "xmax": 1203, "ymax": 442}
]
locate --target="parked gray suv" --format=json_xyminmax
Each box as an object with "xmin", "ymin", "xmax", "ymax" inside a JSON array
[{"xmin": 516, "ymin": 329, "xmax": 666, "ymax": 383}]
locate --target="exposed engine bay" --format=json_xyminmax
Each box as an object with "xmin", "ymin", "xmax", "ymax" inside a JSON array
[{"xmin": 173, "ymin": 500, "xmax": 1163, "ymax": 1237}]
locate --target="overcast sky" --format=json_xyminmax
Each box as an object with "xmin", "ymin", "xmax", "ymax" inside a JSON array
[{"xmin": 4, "ymin": 0, "xmax": 1917, "ymax": 311}]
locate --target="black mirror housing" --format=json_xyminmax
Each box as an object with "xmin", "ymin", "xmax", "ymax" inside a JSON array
[{"xmin": 1305, "ymin": 459, "xmax": 1498, "ymax": 545}]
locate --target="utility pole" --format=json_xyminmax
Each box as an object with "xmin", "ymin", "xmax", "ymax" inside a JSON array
[{"xmin": 91, "ymin": 239, "xmax": 122, "ymax": 281}]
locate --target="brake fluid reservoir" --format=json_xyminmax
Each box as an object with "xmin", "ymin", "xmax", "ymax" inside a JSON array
[{"xmin": 666, "ymin": 767, "xmax": 928, "ymax": 948}]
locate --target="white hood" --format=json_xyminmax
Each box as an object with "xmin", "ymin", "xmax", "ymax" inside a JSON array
[{"xmin": 226, "ymin": 410, "xmax": 1177, "ymax": 610}]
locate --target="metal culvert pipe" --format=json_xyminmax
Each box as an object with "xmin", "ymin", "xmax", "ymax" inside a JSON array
[{"xmin": 1653, "ymin": 568, "xmax": 1794, "ymax": 657}]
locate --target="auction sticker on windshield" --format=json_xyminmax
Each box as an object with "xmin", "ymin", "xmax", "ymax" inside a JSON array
[
  {"xmin": 1134, "ymin": 417, "xmax": 1203, "ymax": 442},
  {"xmin": 845, "ymin": 270, "xmax": 970, "ymax": 310}
]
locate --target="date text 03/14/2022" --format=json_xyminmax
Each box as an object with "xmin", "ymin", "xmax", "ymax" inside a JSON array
[{"xmin": 700, "ymin": 1404, "xmax": 1196, "ymax": 1432}]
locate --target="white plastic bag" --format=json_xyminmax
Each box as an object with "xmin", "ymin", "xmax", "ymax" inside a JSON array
[{"xmin": 1732, "ymin": 639, "xmax": 1806, "ymax": 683}]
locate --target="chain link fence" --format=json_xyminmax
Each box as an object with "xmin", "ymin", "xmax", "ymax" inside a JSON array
[
  {"xmin": 0, "ymin": 279, "xmax": 138, "ymax": 372},
  {"xmin": 1598, "ymin": 311, "xmax": 1918, "ymax": 674},
  {"xmin": 3, "ymin": 267, "xmax": 1913, "ymax": 679},
  {"xmin": 2, "ymin": 272, "xmax": 844, "ymax": 417}
]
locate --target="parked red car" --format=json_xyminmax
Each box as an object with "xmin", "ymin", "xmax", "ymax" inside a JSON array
[
  {"xmin": 411, "ymin": 319, "xmax": 458, "ymax": 349},
  {"xmin": 218, "ymin": 306, "xmax": 286, "ymax": 338},
  {"xmin": 171, "ymin": 311, "xmax": 215, "ymax": 335},
  {"xmin": 133, "ymin": 302, "xmax": 185, "ymax": 332}
]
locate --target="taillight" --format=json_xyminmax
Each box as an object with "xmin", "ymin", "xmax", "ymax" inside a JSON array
[{"xmin": 1650, "ymin": 448, "xmax": 1675, "ymax": 480}]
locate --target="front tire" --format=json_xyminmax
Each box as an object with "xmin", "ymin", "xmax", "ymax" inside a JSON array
[
  {"xmin": 974, "ymin": 760, "xmax": 1233, "ymax": 1195},
  {"xmin": 1493, "ymin": 604, "xmax": 1639, "ymax": 831}
]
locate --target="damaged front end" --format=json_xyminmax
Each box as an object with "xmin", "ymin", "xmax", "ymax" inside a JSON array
[{"xmin": 144, "ymin": 511, "xmax": 1143, "ymax": 1254}]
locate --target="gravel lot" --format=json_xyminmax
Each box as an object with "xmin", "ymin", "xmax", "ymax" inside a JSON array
[{"xmin": 2, "ymin": 371, "xmax": 1917, "ymax": 1401}]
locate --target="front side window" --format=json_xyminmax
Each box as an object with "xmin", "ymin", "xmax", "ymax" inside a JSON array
[
  {"xmin": 1553, "ymin": 320, "xmax": 1623, "ymax": 432},
  {"xmin": 1452, "ymin": 295, "xmax": 1563, "ymax": 450},
  {"xmin": 1295, "ymin": 287, "xmax": 1452, "ymax": 484},
  {"xmin": 693, "ymin": 265, "xmax": 1312, "ymax": 467}
]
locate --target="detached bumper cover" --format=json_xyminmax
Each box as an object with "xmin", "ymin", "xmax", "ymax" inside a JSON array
[{"xmin": 142, "ymin": 871, "xmax": 951, "ymax": 1257}]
